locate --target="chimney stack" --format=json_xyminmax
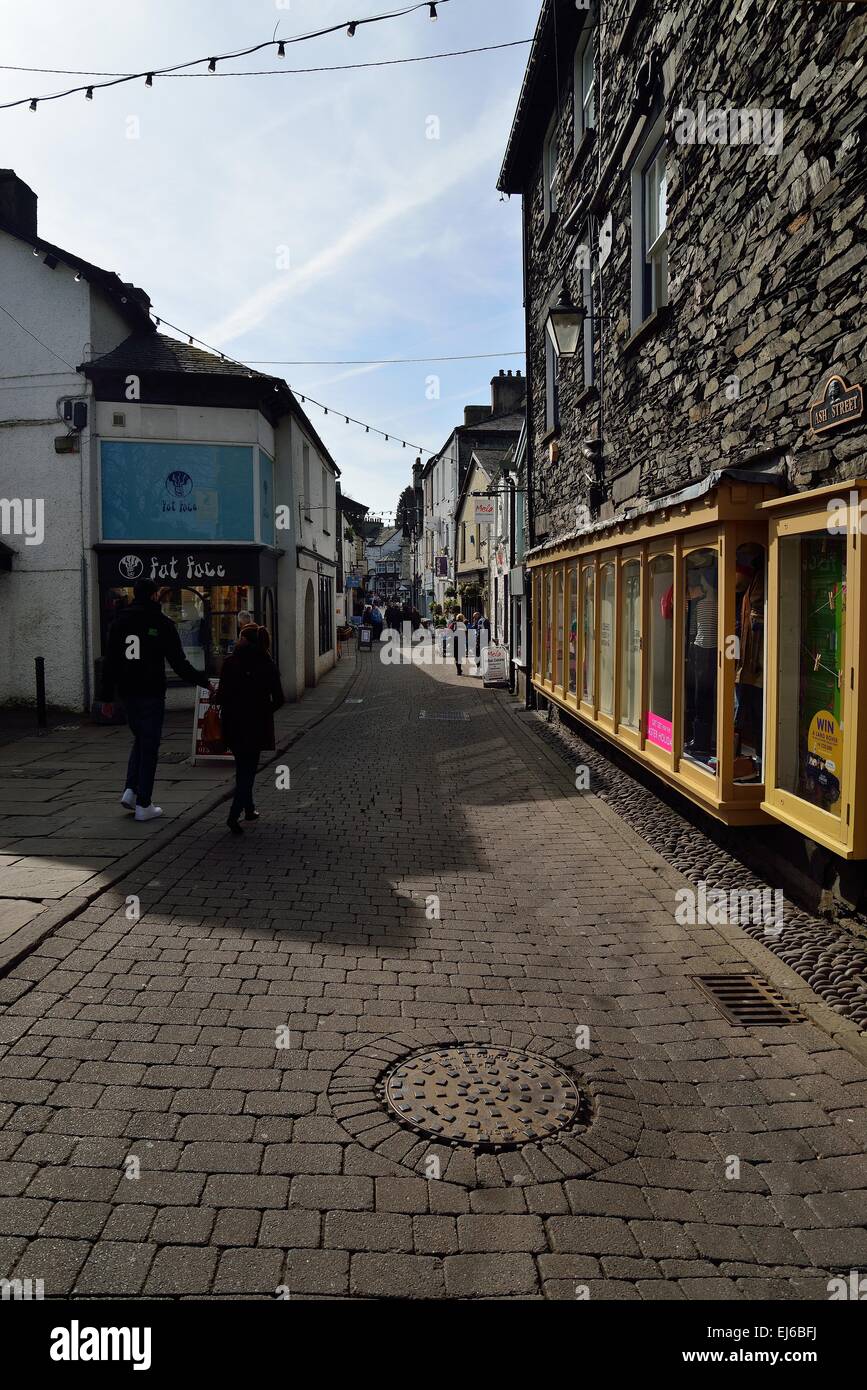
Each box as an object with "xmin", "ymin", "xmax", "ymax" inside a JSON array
[
  {"xmin": 490, "ymin": 368, "xmax": 526, "ymax": 416},
  {"xmin": 0, "ymin": 170, "xmax": 37, "ymax": 242}
]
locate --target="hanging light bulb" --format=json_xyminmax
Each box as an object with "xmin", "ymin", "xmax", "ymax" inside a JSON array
[
  {"xmin": 29, "ymin": 98, "xmax": 37, "ymax": 111},
  {"xmin": 347, "ymin": 21, "xmax": 357, "ymax": 36},
  {"xmin": 277, "ymin": 41, "xmax": 286, "ymax": 57},
  {"xmin": 188, "ymin": 335, "xmax": 194, "ymax": 345},
  {"xmin": 145, "ymin": 73, "xmax": 154, "ymax": 87},
  {"xmin": 429, "ymin": 2, "xmax": 438, "ymax": 18},
  {"xmin": 208, "ymin": 57, "xmax": 217, "ymax": 72},
  {"xmin": 85, "ymin": 86, "xmax": 94, "ymax": 100}
]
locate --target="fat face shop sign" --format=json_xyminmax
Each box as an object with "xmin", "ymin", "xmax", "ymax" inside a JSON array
[
  {"xmin": 98, "ymin": 548, "xmax": 259, "ymax": 587},
  {"xmin": 809, "ymin": 375, "xmax": 864, "ymax": 435},
  {"xmin": 121, "ymin": 553, "xmax": 225, "ymax": 582}
]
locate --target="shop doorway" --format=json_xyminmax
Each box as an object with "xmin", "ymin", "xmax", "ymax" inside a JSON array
[{"xmin": 304, "ymin": 580, "xmax": 316, "ymax": 688}]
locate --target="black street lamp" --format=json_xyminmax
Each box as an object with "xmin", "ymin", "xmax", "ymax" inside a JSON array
[{"xmin": 545, "ymin": 287, "xmax": 584, "ymax": 358}]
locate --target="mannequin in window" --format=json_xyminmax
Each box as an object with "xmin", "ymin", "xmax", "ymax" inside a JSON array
[
  {"xmin": 685, "ymin": 564, "xmax": 717, "ymax": 756},
  {"xmin": 735, "ymin": 557, "xmax": 764, "ymax": 761}
]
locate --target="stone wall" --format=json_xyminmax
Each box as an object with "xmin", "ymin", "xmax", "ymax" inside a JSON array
[{"xmin": 520, "ymin": 0, "xmax": 866, "ymax": 543}]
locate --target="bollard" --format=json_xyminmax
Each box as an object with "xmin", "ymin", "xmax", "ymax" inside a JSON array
[{"xmin": 35, "ymin": 656, "xmax": 47, "ymax": 730}]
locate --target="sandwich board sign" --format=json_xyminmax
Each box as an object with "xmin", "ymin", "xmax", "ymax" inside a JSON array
[
  {"xmin": 482, "ymin": 643, "xmax": 509, "ymax": 686},
  {"xmin": 191, "ymin": 679, "xmax": 233, "ymax": 764}
]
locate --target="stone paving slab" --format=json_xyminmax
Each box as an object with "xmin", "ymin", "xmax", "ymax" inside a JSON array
[
  {"xmin": 0, "ymin": 647, "xmax": 864, "ymax": 1300},
  {"xmin": 0, "ymin": 646, "xmax": 359, "ymax": 971}
]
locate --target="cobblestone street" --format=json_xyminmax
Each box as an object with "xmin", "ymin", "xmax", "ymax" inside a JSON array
[{"xmin": 0, "ymin": 649, "xmax": 865, "ymax": 1301}]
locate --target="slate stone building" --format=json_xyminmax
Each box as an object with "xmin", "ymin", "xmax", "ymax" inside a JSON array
[{"xmin": 498, "ymin": 1, "xmax": 867, "ymax": 907}]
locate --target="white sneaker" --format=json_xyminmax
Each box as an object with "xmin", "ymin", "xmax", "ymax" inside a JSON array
[
  {"xmin": 134, "ymin": 804, "xmax": 163, "ymax": 822},
  {"xmin": 121, "ymin": 788, "xmax": 137, "ymax": 810}
]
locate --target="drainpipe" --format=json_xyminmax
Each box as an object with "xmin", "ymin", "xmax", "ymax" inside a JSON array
[
  {"xmin": 521, "ymin": 190, "xmax": 536, "ymax": 710},
  {"xmin": 508, "ymin": 470, "xmax": 516, "ymax": 693}
]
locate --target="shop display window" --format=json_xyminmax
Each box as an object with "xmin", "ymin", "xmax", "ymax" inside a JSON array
[
  {"xmin": 599, "ymin": 562, "xmax": 615, "ymax": 717},
  {"xmin": 776, "ymin": 532, "xmax": 845, "ymax": 818},
  {"xmin": 568, "ymin": 563, "xmax": 578, "ymax": 695},
  {"xmin": 682, "ymin": 549, "xmax": 718, "ymax": 772},
  {"xmin": 581, "ymin": 563, "xmax": 595, "ymax": 703},
  {"xmin": 544, "ymin": 570, "xmax": 553, "ymax": 682},
  {"xmin": 101, "ymin": 583, "xmax": 256, "ymax": 681},
  {"xmin": 647, "ymin": 554, "xmax": 674, "ymax": 750},
  {"xmin": 619, "ymin": 559, "xmax": 640, "ymax": 730},
  {"xmin": 555, "ymin": 566, "xmax": 565, "ymax": 688},
  {"xmin": 734, "ymin": 543, "xmax": 765, "ymax": 783},
  {"xmin": 525, "ymin": 476, "xmax": 867, "ymax": 839}
]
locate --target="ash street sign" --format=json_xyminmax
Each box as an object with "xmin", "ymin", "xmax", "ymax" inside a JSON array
[{"xmin": 809, "ymin": 374, "xmax": 864, "ymax": 435}]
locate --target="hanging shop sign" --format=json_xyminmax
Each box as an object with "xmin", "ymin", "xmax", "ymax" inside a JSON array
[
  {"xmin": 191, "ymin": 679, "xmax": 233, "ymax": 764},
  {"xmin": 435, "ymin": 556, "xmax": 449, "ymax": 577},
  {"xmin": 809, "ymin": 375, "xmax": 864, "ymax": 435},
  {"xmin": 474, "ymin": 498, "xmax": 495, "ymax": 525}
]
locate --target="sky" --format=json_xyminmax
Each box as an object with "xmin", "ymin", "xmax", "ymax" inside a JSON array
[{"xmin": 2, "ymin": 0, "xmax": 537, "ymax": 515}]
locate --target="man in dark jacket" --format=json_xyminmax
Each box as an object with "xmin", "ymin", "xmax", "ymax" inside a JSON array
[{"xmin": 102, "ymin": 579, "xmax": 208, "ymax": 822}]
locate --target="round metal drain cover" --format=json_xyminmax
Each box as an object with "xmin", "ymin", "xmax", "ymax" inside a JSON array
[{"xmin": 380, "ymin": 1046, "xmax": 582, "ymax": 1148}]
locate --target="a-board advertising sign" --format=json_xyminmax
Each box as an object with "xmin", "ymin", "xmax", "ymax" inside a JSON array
[{"xmin": 191, "ymin": 679, "xmax": 232, "ymax": 764}]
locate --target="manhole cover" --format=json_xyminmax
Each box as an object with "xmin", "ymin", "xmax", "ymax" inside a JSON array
[
  {"xmin": 418, "ymin": 710, "xmax": 471, "ymax": 721},
  {"xmin": 692, "ymin": 974, "xmax": 799, "ymax": 1025},
  {"xmin": 378, "ymin": 1045, "xmax": 582, "ymax": 1149}
]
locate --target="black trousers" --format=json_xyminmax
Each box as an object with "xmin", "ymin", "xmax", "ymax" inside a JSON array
[
  {"xmin": 229, "ymin": 749, "xmax": 260, "ymax": 820},
  {"xmin": 124, "ymin": 694, "xmax": 165, "ymax": 808}
]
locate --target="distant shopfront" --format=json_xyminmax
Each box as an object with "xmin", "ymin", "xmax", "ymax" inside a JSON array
[{"xmin": 96, "ymin": 438, "xmax": 280, "ymax": 681}]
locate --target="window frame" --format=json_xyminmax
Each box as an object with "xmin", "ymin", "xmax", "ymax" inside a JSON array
[
  {"xmin": 763, "ymin": 496, "xmax": 863, "ymax": 856},
  {"xmin": 573, "ymin": 20, "xmax": 597, "ymax": 150},
  {"xmin": 542, "ymin": 111, "xmax": 559, "ymax": 223},
  {"xmin": 545, "ymin": 332, "xmax": 560, "ymax": 435},
  {"xmin": 629, "ymin": 113, "xmax": 668, "ymax": 333}
]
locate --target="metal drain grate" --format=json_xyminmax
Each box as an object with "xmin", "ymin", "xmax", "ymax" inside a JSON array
[
  {"xmin": 418, "ymin": 710, "xmax": 471, "ymax": 722},
  {"xmin": 378, "ymin": 1045, "xmax": 582, "ymax": 1149},
  {"xmin": 692, "ymin": 974, "xmax": 800, "ymax": 1026}
]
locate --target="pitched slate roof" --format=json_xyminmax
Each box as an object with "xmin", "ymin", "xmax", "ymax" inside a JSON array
[
  {"xmin": 80, "ymin": 331, "xmax": 272, "ymax": 379},
  {"xmin": 83, "ymin": 331, "xmax": 339, "ymax": 474}
]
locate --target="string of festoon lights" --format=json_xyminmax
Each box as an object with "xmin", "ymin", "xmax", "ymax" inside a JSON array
[
  {"xmin": 151, "ymin": 313, "xmax": 443, "ymax": 457},
  {"xmin": 3, "ymin": 2, "xmax": 454, "ymax": 112}
]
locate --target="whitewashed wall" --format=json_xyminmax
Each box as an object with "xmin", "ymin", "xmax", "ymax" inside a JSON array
[{"xmin": 0, "ymin": 230, "xmax": 130, "ymax": 708}]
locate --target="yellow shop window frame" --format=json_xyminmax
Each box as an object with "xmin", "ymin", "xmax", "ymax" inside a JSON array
[
  {"xmin": 759, "ymin": 480, "xmax": 867, "ymax": 859},
  {"xmin": 528, "ymin": 475, "xmax": 781, "ymax": 827}
]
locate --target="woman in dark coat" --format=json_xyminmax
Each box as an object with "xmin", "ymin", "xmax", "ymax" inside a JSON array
[{"xmin": 214, "ymin": 624, "xmax": 284, "ymax": 833}]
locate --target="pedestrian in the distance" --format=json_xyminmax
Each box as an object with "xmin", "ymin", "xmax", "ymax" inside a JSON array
[
  {"xmin": 102, "ymin": 578, "xmax": 208, "ymax": 822},
  {"xmin": 452, "ymin": 611, "xmax": 468, "ymax": 675},
  {"xmin": 472, "ymin": 610, "xmax": 490, "ymax": 666},
  {"xmin": 370, "ymin": 602, "xmax": 385, "ymax": 640},
  {"xmin": 214, "ymin": 624, "xmax": 284, "ymax": 834}
]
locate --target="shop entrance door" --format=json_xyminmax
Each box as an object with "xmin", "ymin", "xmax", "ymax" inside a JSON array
[{"xmin": 304, "ymin": 580, "xmax": 316, "ymax": 687}]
